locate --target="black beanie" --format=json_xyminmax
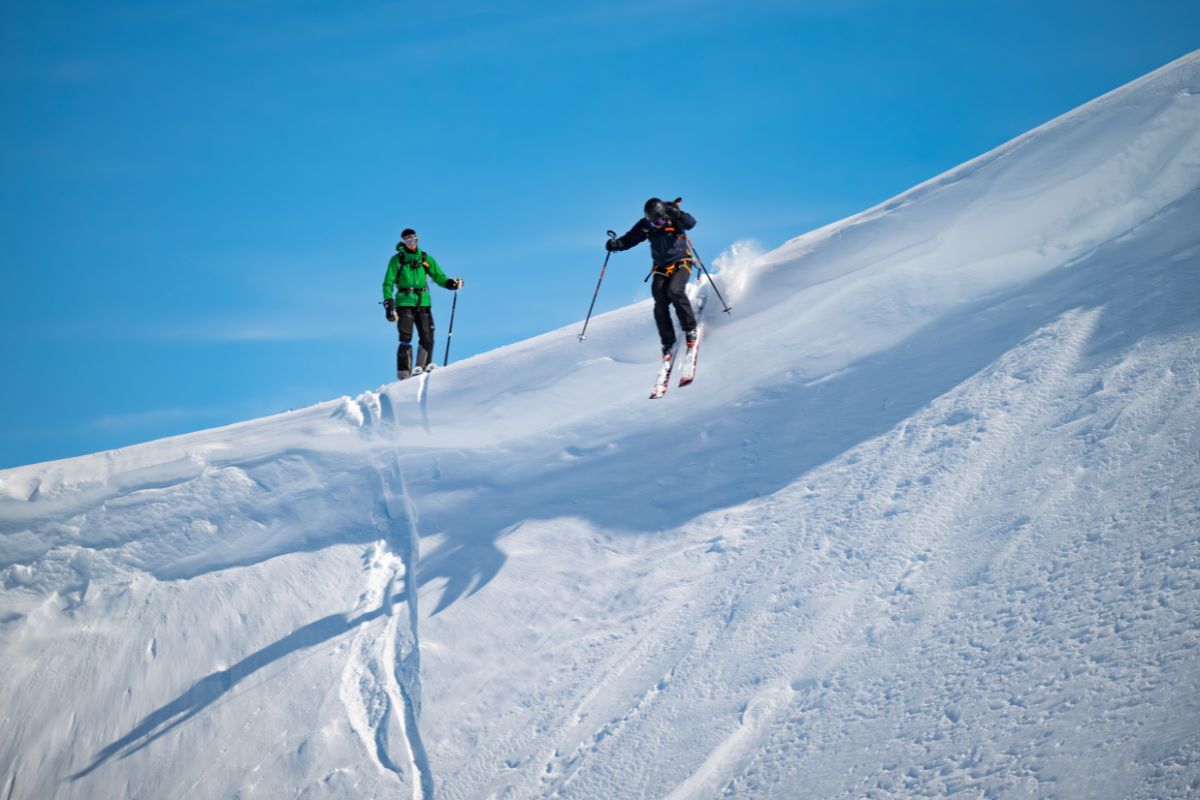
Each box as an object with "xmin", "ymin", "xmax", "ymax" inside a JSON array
[{"xmin": 401, "ymin": 228, "xmax": 417, "ymax": 238}]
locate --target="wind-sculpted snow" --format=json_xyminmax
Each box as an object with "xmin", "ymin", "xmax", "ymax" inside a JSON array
[{"xmin": 2, "ymin": 51, "xmax": 1199, "ymax": 800}]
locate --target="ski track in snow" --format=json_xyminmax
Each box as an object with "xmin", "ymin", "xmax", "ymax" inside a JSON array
[
  {"xmin": 418, "ymin": 373, "xmax": 432, "ymax": 434},
  {"xmin": 472, "ymin": 303, "xmax": 1195, "ymax": 800},
  {"xmin": 714, "ymin": 331, "xmax": 1200, "ymax": 800},
  {"xmin": 665, "ymin": 309, "xmax": 1106, "ymax": 799},
  {"xmin": 339, "ymin": 454, "xmax": 432, "ymax": 798},
  {"xmin": 1, "ymin": 51, "xmax": 1199, "ymax": 800}
]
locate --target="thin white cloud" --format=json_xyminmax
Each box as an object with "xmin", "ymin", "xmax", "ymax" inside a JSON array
[
  {"xmin": 36, "ymin": 310, "xmax": 372, "ymax": 344},
  {"xmin": 83, "ymin": 405, "xmax": 224, "ymax": 433},
  {"xmin": 155, "ymin": 315, "xmax": 371, "ymax": 343}
]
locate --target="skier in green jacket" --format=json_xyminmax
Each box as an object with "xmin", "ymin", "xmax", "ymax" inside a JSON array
[{"xmin": 382, "ymin": 228, "xmax": 463, "ymax": 379}]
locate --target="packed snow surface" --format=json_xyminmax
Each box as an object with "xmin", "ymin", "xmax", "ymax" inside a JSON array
[{"xmin": 2, "ymin": 52, "xmax": 1199, "ymax": 799}]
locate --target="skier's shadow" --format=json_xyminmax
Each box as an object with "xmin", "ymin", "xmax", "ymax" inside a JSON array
[
  {"xmin": 68, "ymin": 594, "xmax": 401, "ymax": 782},
  {"xmin": 416, "ymin": 535, "xmax": 506, "ymax": 616}
]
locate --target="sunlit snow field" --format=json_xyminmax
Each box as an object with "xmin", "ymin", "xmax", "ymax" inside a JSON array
[{"xmin": 2, "ymin": 51, "xmax": 1199, "ymax": 800}]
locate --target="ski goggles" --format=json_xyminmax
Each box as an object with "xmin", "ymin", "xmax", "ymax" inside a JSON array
[
  {"xmin": 648, "ymin": 216, "xmax": 669, "ymax": 229},
  {"xmin": 401, "ymin": 234, "xmax": 419, "ymax": 247}
]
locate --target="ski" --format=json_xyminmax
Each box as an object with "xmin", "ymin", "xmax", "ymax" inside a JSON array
[
  {"xmin": 679, "ymin": 326, "xmax": 702, "ymax": 387},
  {"xmin": 404, "ymin": 364, "xmax": 434, "ymax": 380},
  {"xmin": 649, "ymin": 346, "xmax": 679, "ymax": 399},
  {"xmin": 678, "ymin": 282, "xmax": 709, "ymax": 387}
]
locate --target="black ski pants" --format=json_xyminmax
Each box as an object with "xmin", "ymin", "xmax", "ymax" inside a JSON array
[
  {"xmin": 651, "ymin": 267, "xmax": 697, "ymax": 350},
  {"xmin": 396, "ymin": 305, "xmax": 435, "ymax": 372}
]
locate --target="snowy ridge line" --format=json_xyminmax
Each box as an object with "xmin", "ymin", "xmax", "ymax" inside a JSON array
[
  {"xmin": 0, "ymin": 445, "xmax": 379, "ymax": 567},
  {"xmin": 769, "ymin": 49, "xmax": 1200, "ymax": 264},
  {"xmin": 745, "ymin": 56, "xmax": 1200, "ymax": 344},
  {"xmin": 2, "ymin": 56, "xmax": 1196, "ymax": 488},
  {"xmin": 0, "ymin": 392, "xmax": 366, "ymax": 492}
]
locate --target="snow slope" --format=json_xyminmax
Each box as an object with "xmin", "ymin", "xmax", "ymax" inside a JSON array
[{"xmin": 2, "ymin": 51, "xmax": 1199, "ymax": 799}]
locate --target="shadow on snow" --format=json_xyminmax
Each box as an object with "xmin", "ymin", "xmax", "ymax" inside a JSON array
[
  {"xmin": 68, "ymin": 593, "xmax": 404, "ymax": 782},
  {"xmin": 66, "ymin": 192, "xmax": 1200, "ymax": 777}
]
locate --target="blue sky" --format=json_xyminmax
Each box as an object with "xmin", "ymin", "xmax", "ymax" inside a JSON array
[{"xmin": 2, "ymin": 1, "xmax": 1197, "ymax": 469}]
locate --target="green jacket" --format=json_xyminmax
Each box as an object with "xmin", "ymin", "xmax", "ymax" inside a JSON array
[{"xmin": 382, "ymin": 247, "xmax": 452, "ymax": 308}]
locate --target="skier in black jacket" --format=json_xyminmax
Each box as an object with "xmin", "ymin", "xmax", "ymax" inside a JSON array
[{"xmin": 607, "ymin": 198, "xmax": 698, "ymax": 355}]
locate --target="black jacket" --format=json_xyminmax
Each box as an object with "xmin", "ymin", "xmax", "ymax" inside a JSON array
[{"xmin": 611, "ymin": 210, "xmax": 697, "ymax": 267}]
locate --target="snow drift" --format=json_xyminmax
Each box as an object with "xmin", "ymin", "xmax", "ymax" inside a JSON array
[{"xmin": 2, "ymin": 52, "xmax": 1199, "ymax": 799}]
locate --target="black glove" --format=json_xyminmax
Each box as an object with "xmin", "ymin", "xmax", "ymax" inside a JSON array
[
  {"xmin": 605, "ymin": 238, "xmax": 621, "ymax": 252},
  {"xmin": 446, "ymin": 277, "xmax": 463, "ymax": 290},
  {"xmin": 666, "ymin": 198, "xmax": 684, "ymax": 223},
  {"xmin": 384, "ymin": 298, "xmax": 396, "ymax": 322}
]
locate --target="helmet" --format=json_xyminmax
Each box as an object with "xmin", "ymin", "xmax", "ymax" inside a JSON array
[{"xmin": 644, "ymin": 198, "xmax": 668, "ymax": 220}]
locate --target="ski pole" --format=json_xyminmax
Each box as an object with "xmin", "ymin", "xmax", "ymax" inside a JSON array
[
  {"xmin": 442, "ymin": 289, "xmax": 459, "ymax": 367},
  {"xmin": 578, "ymin": 230, "xmax": 618, "ymax": 341},
  {"xmin": 683, "ymin": 233, "xmax": 732, "ymax": 314}
]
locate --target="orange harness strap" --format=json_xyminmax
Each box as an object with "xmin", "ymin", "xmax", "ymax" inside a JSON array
[{"xmin": 653, "ymin": 259, "xmax": 694, "ymax": 278}]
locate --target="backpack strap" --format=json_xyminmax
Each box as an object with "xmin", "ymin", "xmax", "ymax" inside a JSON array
[
  {"xmin": 400, "ymin": 248, "xmax": 432, "ymax": 274},
  {"xmin": 395, "ymin": 249, "xmax": 434, "ymax": 296}
]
